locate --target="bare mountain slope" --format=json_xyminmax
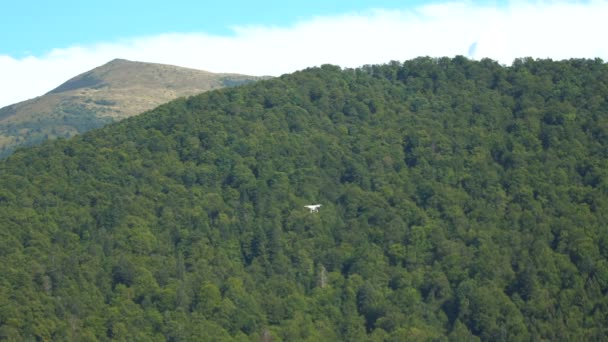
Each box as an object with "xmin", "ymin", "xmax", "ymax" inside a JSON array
[{"xmin": 0, "ymin": 59, "xmax": 264, "ymax": 157}]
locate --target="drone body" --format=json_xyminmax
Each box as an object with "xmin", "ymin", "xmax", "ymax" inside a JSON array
[{"xmin": 304, "ymin": 204, "xmax": 322, "ymax": 213}]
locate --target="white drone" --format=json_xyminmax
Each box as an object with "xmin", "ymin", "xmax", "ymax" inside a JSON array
[{"xmin": 304, "ymin": 204, "xmax": 322, "ymax": 213}]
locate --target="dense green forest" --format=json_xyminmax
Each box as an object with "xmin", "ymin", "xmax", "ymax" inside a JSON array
[{"xmin": 1, "ymin": 57, "xmax": 607, "ymax": 341}]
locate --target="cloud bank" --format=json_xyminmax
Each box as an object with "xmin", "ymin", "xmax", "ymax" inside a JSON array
[{"xmin": 1, "ymin": 0, "xmax": 606, "ymax": 107}]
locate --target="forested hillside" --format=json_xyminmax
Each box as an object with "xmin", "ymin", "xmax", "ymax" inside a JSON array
[{"xmin": 1, "ymin": 57, "xmax": 607, "ymax": 341}]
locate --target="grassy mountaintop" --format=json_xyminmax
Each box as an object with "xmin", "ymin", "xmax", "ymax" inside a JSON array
[
  {"xmin": 0, "ymin": 57, "xmax": 607, "ymax": 341},
  {"xmin": 0, "ymin": 59, "xmax": 264, "ymax": 157}
]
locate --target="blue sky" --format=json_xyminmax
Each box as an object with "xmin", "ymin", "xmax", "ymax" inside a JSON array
[
  {"xmin": 4, "ymin": 0, "xmax": 439, "ymax": 57},
  {"xmin": 0, "ymin": 0, "xmax": 605, "ymax": 107}
]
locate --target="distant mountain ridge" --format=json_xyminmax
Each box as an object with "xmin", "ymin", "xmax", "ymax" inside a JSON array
[{"xmin": 0, "ymin": 59, "xmax": 265, "ymax": 157}]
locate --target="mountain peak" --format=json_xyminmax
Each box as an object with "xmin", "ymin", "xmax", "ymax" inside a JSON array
[
  {"xmin": 0, "ymin": 59, "xmax": 264, "ymax": 157},
  {"xmin": 48, "ymin": 59, "xmax": 139, "ymax": 94},
  {"xmin": 99, "ymin": 58, "xmax": 146, "ymax": 70},
  {"xmin": 107, "ymin": 58, "xmax": 132, "ymax": 64}
]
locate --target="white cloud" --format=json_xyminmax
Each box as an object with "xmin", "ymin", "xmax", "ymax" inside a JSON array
[{"xmin": 1, "ymin": 0, "xmax": 607, "ymax": 108}]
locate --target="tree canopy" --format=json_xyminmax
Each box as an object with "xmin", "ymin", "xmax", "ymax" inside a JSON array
[{"xmin": 0, "ymin": 56, "xmax": 607, "ymax": 341}]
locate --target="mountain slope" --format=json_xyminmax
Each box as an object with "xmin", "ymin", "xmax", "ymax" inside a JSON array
[
  {"xmin": 0, "ymin": 57, "xmax": 607, "ymax": 341},
  {"xmin": 0, "ymin": 59, "xmax": 264, "ymax": 157}
]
